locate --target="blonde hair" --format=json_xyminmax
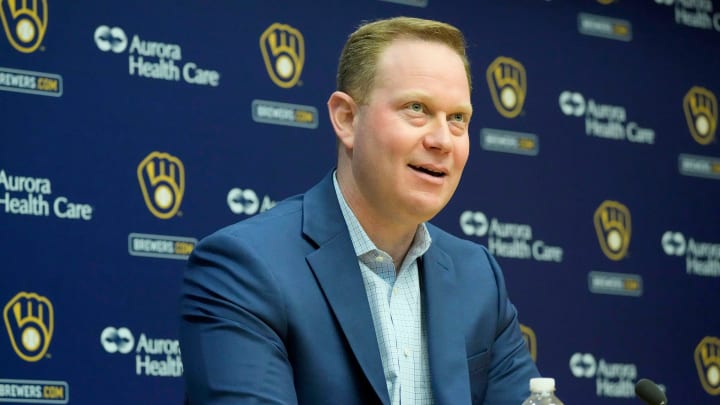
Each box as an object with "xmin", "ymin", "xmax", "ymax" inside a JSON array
[{"xmin": 336, "ymin": 16, "xmax": 471, "ymax": 105}]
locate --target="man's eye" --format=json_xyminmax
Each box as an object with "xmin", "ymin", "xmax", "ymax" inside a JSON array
[
  {"xmin": 450, "ymin": 113, "xmax": 465, "ymax": 122},
  {"xmin": 409, "ymin": 102, "xmax": 424, "ymax": 112}
]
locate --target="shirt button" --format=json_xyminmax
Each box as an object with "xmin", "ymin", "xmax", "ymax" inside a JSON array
[
  {"xmin": 375, "ymin": 255, "xmax": 384, "ymax": 262},
  {"xmin": 404, "ymin": 348, "xmax": 410, "ymax": 357}
]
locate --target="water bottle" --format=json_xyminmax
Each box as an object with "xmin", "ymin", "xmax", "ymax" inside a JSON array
[{"xmin": 521, "ymin": 377, "xmax": 565, "ymax": 405}]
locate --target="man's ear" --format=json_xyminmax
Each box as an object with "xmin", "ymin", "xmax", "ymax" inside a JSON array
[{"xmin": 327, "ymin": 91, "xmax": 357, "ymax": 150}]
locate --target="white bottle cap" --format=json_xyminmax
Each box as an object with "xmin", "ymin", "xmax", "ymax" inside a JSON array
[{"xmin": 530, "ymin": 377, "xmax": 556, "ymax": 392}]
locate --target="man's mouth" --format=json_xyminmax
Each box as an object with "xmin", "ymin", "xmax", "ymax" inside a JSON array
[{"xmin": 409, "ymin": 164, "xmax": 446, "ymax": 178}]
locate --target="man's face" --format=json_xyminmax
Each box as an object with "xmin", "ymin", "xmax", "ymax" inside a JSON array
[{"xmin": 349, "ymin": 38, "xmax": 472, "ymax": 226}]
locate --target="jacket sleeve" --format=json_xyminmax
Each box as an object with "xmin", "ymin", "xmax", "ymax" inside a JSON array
[
  {"xmin": 179, "ymin": 229, "xmax": 298, "ymax": 404},
  {"xmin": 482, "ymin": 248, "xmax": 541, "ymax": 404}
]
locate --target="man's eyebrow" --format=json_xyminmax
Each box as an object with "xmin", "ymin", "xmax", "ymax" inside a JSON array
[{"xmin": 397, "ymin": 91, "xmax": 473, "ymax": 111}]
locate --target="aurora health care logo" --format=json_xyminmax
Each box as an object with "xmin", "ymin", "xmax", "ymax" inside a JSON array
[
  {"xmin": 569, "ymin": 352, "xmax": 653, "ymax": 398},
  {"xmin": 94, "ymin": 24, "xmax": 220, "ymax": 86},
  {"xmin": 459, "ymin": 210, "xmax": 564, "ymax": 262},
  {"xmin": 662, "ymin": 230, "xmax": 720, "ymax": 277},
  {"xmin": 101, "ymin": 326, "xmax": 183, "ymax": 377}
]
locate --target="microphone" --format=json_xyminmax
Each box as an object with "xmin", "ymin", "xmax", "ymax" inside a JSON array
[{"xmin": 635, "ymin": 378, "xmax": 667, "ymax": 405}]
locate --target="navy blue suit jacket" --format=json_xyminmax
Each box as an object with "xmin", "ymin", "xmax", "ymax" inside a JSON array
[{"xmin": 180, "ymin": 171, "xmax": 539, "ymax": 404}]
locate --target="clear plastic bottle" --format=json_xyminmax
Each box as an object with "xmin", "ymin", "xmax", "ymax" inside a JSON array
[{"xmin": 521, "ymin": 377, "xmax": 565, "ymax": 405}]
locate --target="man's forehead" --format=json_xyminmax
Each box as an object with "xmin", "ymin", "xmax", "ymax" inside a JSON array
[{"xmin": 373, "ymin": 40, "xmax": 469, "ymax": 90}]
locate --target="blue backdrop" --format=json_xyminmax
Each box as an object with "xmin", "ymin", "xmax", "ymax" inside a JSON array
[{"xmin": 2, "ymin": 0, "xmax": 719, "ymax": 403}]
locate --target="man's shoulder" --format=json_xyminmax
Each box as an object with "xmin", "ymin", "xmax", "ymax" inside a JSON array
[
  {"xmin": 206, "ymin": 193, "xmax": 305, "ymax": 241},
  {"xmin": 425, "ymin": 222, "xmax": 498, "ymax": 272},
  {"xmin": 427, "ymin": 222, "xmax": 488, "ymax": 254}
]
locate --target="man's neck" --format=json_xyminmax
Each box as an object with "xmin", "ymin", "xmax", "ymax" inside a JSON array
[{"xmin": 335, "ymin": 171, "xmax": 419, "ymax": 269}]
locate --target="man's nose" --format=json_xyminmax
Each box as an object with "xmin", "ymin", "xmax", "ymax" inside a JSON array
[{"xmin": 423, "ymin": 116, "xmax": 453, "ymax": 152}]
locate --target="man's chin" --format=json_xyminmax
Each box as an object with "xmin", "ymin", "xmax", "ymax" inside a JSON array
[{"xmin": 404, "ymin": 198, "xmax": 449, "ymax": 223}]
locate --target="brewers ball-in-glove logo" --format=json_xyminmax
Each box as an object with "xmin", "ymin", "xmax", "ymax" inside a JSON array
[
  {"xmin": 3, "ymin": 292, "xmax": 54, "ymax": 362},
  {"xmin": 137, "ymin": 151, "xmax": 185, "ymax": 219},
  {"xmin": 520, "ymin": 324, "xmax": 537, "ymax": 362},
  {"xmin": 486, "ymin": 56, "xmax": 526, "ymax": 118},
  {"xmin": 0, "ymin": 0, "xmax": 47, "ymax": 53},
  {"xmin": 594, "ymin": 200, "xmax": 631, "ymax": 261},
  {"xmin": 695, "ymin": 336, "xmax": 720, "ymax": 396},
  {"xmin": 684, "ymin": 86, "xmax": 717, "ymax": 145},
  {"xmin": 260, "ymin": 23, "xmax": 304, "ymax": 89}
]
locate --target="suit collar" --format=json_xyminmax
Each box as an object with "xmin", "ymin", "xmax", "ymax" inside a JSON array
[
  {"xmin": 303, "ymin": 172, "xmax": 470, "ymax": 404},
  {"xmin": 421, "ymin": 230, "xmax": 472, "ymax": 404},
  {"xmin": 302, "ymin": 170, "xmax": 347, "ymax": 246},
  {"xmin": 303, "ymin": 171, "xmax": 391, "ymax": 405}
]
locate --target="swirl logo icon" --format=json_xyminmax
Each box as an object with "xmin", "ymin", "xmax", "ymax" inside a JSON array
[
  {"xmin": 594, "ymin": 200, "xmax": 631, "ymax": 261},
  {"xmin": 486, "ymin": 56, "xmax": 526, "ymax": 118},
  {"xmin": 260, "ymin": 23, "xmax": 304, "ymax": 89},
  {"xmin": 684, "ymin": 86, "xmax": 717, "ymax": 145},
  {"xmin": 569, "ymin": 352, "xmax": 597, "ymax": 378},
  {"xmin": 3, "ymin": 292, "xmax": 54, "ymax": 362},
  {"xmin": 459, "ymin": 211, "xmax": 488, "ymax": 237},
  {"xmin": 695, "ymin": 336, "xmax": 720, "ymax": 396},
  {"xmin": 0, "ymin": 0, "xmax": 47, "ymax": 53},
  {"xmin": 101, "ymin": 326, "xmax": 135, "ymax": 354},
  {"xmin": 137, "ymin": 151, "xmax": 185, "ymax": 219},
  {"xmin": 559, "ymin": 91, "xmax": 586, "ymax": 117},
  {"xmin": 93, "ymin": 25, "xmax": 127, "ymax": 53},
  {"xmin": 661, "ymin": 231, "xmax": 686, "ymax": 256}
]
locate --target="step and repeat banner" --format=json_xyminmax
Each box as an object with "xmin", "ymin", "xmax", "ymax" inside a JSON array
[{"xmin": 2, "ymin": 0, "xmax": 719, "ymax": 403}]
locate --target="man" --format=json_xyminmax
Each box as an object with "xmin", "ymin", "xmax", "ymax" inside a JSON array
[{"xmin": 180, "ymin": 16, "xmax": 539, "ymax": 404}]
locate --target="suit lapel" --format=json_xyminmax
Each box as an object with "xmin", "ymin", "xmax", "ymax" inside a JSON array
[
  {"xmin": 421, "ymin": 242, "xmax": 472, "ymax": 404},
  {"xmin": 303, "ymin": 172, "xmax": 390, "ymax": 405}
]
